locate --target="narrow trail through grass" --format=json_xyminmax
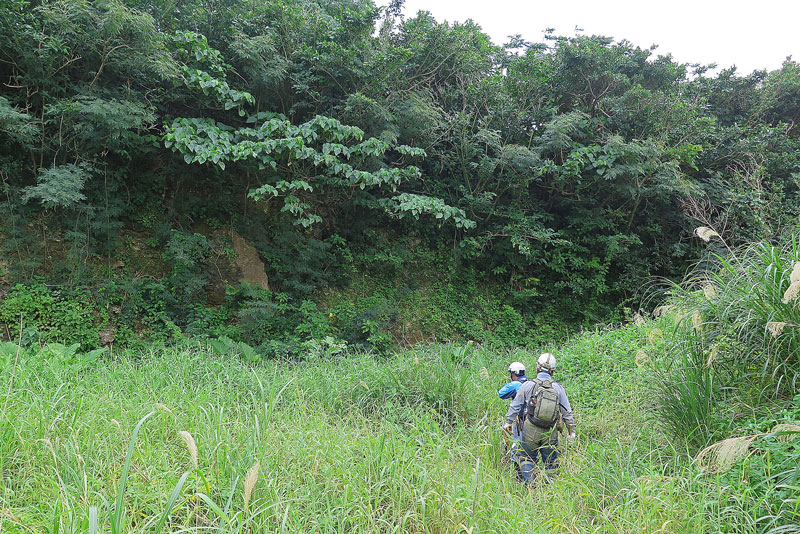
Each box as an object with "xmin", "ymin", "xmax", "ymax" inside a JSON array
[{"xmin": 0, "ymin": 327, "xmax": 752, "ymax": 533}]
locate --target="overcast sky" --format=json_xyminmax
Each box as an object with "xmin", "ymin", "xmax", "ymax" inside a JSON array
[{"xmin": 376, "ymin": 0, "xmax": 799, "ymax": 74}]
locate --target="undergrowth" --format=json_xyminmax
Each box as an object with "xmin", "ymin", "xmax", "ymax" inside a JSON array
[{"xmin": 1, "ymin": 324, "xmax": 789, "ymax": 533}]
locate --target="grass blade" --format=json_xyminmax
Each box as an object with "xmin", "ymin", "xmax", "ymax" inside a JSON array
[
  {"xmin": 111, "ymin": 411, "xmax": 155, "ymax": 534},
  {"xmin": 51, "ymin": 499, "xmax": 60, "ymax": 534},
  {"xmin": 88, "ymin": 506, "xmax": 99, "ymax": 534},
  {"xmin": 194, "ymin": 492, "xmax": 230, "ymax": 525},
  {"xmin": 154, "ymin": 471, "xmax": 190, "ymax": 534}
]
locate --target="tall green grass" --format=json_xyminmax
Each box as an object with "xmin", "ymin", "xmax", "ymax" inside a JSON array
[
  {"xmin": 0, "ymin": 328, "xmax": 774, "ymax": 533},
  {"xmin": 649, "ymin": 238, "xmax": 800, "ymax": 450},
  {"xmin": 642, "ymin": 234, "xmax": 800, "ymax": 531},
  {"xmin": 665, "ymin": 238, "xmax": 800, "ymax": 394},
  {"xmin": 651, "ymin": 343, "xmax": 722, "ymax": 452}
]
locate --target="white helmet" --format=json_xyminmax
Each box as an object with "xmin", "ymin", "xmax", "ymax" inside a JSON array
[
  {"xmin": 536, "ymin": 353, "xmax": 556, "ymax": 373},
  {"xmin": 507, "ymin": 361, "xmax": 526, "ymax": 375}
]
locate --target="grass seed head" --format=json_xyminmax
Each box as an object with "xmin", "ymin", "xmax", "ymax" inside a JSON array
[
  {"xmin": 782, "ymin": 280, "xmax": 800, "ymax": 303},
  {"xmin": 634, "ymin": 350, "xmax": 650, "ymax": 368},
  {"xmin": 766, "ymin": 321, "xmax": 788, "ymax": 338},
  {"xmin": 653, "ymin": 305, "xmax": 673, "ymax": 318},
  {"xmin": 633, "ymin": 312, "xmax": 646, "ymax": 326},
  {"xmin": 647, "ymin": 328, "xmax": 664, "ymax": 345},
  {"xmin": 703, "ymin": 284, "xmax": 717, "ymax": 299},
  {"xmin": 479, "ymin": 366, "xmax": 489, "ymax": 381},
  {"xmin": 695, "ymin": 435, "xmax": 758, "ymax": 474},
  {"xmin": 772, "ymin": 423, "xmax": 800, "ymax": 442},
  {"xmin": 694, "ymin": 226, "xmax": 720, "ymax": 242},
  {"xmin": 791, "ymin": 262, "xmax": 800, "ymax": 283},
  {"xmin": 178, "ymin": 431, "xmax": 198, "ymax": 469},
  {"xmin": 243, "ymin": 460, "xmax": 260, "ymax": 512},
  {"xmin": 691, "ymin": 310, "xmax": 703, "ymax": 331},
  {"xmin": 706, "ymin": 345, "xmax": 719, "ymax": 367},
  {"xmin": 155, "ymin": 403, "xmax": 173, "ymax": 414}
]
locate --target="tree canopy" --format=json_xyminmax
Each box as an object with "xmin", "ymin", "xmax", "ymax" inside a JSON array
[{"xmin": 1, "ymin": 0, "xmax": 799, "ymax": 331}]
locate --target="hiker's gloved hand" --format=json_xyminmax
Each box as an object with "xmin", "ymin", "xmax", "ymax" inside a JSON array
[{"xmin": 502, "ymin": 423, "xmax": 513, "ymax": 436}]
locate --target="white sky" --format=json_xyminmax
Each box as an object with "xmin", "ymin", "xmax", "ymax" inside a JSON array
[{"xmin": 377, "ymin": 0, "xmax": 799, "ymax": 74}]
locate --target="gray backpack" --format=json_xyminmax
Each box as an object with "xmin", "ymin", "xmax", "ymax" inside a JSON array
[{"xmin": 526, "ymin": 379, "xmax": 560, "ymax": 428}]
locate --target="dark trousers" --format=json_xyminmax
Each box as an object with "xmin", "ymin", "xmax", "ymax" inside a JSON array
[{"xmin": 517, "ymin": 421, "xmax": 559, "ymax": 486}]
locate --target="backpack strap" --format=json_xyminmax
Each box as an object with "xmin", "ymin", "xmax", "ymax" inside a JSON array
[
  {"xmin": 516, "ymin": 379, "xmax": 540, "ymax": 420},
  {"xmin": 519, "ymin": 378, "xmax": 542, "ymax": 420}
]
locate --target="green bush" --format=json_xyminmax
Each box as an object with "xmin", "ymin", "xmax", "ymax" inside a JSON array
[
  {"xmin": 184, "ymin": 303, "xmax": 237, "ymax": 338},
  {"xmin": 161, "ymin": 230, "xmax": 213, "ymax": 316},
  {"xmin": 0, "ymin": 282, "xmax": 102, "ymax": 349},
  {"xmin": 486, "ymin": 304, "xmax": 527, "ymax": 345},
  {"xmin": 650, "ymin": 235, "xmax": 800, "ymax": 450}
]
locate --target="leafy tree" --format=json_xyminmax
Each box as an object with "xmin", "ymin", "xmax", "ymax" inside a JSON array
[{"xmin": 1, "ymin": 0, "xmax": 799, "ymax": 335}]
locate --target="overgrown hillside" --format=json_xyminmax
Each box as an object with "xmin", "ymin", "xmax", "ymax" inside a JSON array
[
  {"xmin": 2, "ymin": 2, "xmax": 800, "ymax": 532},
  {"xmin": 1, "ymin": 1, "xmax": 800, "ymax": 348},
  {"xmin": 3, "ymin": 232, "xmax": 800, "ymax": 532}
]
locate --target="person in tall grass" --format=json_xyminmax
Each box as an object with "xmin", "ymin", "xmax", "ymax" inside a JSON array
[
  {"xmin": 499, "ymin": 361, "xmax": 529, "ymax": 401},
  {"xmin": 500, "ymin": 361, "xmax": 528, "ymax": 472},
  {"xmin": 503, "ymin": 353, "xmax": 576, "ymax": 486}
]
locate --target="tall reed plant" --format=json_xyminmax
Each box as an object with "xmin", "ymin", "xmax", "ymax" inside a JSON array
[
  {"xmin": 650, "ymin": 337, "xmax": 726, "ymax": 452},
  {"xmin": 665, "ymin": 233, "xmax": 800, "ymax": 398}
]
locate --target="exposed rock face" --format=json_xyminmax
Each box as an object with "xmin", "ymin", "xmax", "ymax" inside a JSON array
[
  {"xmin": 231, "ymin": 230, "xmax": 269, "ymax": 290},
  {"xmin": 99, "ymin": 305, "xmax": 121, "ymax": 346},
  {"xmin": 99, "ymin": 324, "xmax": 116, "ymax": 346}
]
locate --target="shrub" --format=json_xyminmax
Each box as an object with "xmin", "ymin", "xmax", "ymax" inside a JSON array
[
  {"xmin": 161, "ymin": 230, "xmax": 212, "ymax": 317},
  {"xmin": 0, "ymin": 282, "xmax": 101, "ymax": 349},
  {"xmin": 671, "ymin": 237, "xmax": 800, "ymax": 391}
]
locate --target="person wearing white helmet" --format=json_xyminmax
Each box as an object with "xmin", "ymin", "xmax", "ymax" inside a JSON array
[
  {"xmin": 498, "ymin": 361, "xmax": 529, "ymax": 474},
  {"xmin": 502, "ymin": 352, "xmax": 576, "ymax": 486},
  {"xmin": 498, "ymin": 361, "xmax": 528, "ymax": 399}
]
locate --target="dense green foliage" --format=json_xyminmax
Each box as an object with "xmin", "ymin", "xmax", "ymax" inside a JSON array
[
  {"xmin": 1, "ymin": 0, "xmax": 800, "ymax": 345},
  {"xmin": 2, "ymin": 3, "xmax": 799, "ymax": 529}
]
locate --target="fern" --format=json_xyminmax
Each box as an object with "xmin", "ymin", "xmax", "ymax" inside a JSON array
[{"xmin": 22, "ymin": 164, "xmax": 93, "ymax": 208}]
